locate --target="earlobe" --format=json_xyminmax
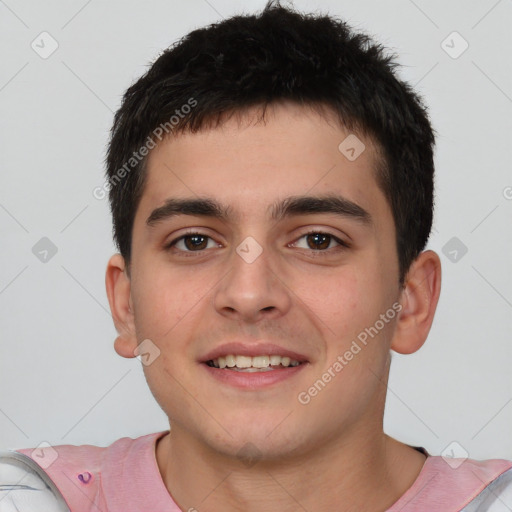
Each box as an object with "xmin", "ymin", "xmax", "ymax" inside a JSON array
[
  {"xmin": 391, "ymin": 250, "xmax": 442, "ymax": 355},
  {"xmin": 105, "ymin": 253, "xmax": 138, "ymax": 359}
]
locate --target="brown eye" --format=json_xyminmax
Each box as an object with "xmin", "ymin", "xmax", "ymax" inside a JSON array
[
  {"xmin": 306, "ymin": 232, "xmax": 331, "ymax": 250},
  {"xmin": 182, "ymin": 234, "xmax": 209, "ymax": 251},
  {"xmin": 292, "ymin": 231, "xmax": 348, "ymax": 252},
  {"xmin": 166, "ymin": 232, "xmax": 217, "ymax": 252}
]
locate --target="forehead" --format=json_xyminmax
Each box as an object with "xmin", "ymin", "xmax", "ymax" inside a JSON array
[{"xmin": 136, "ymin": 102, "xmax": 390, "ymax": 227}]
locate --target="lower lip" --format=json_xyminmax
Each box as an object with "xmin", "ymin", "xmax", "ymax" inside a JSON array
[{"xmin": 201, "ymin": 363, "xmax": 307, "ymax": 389}]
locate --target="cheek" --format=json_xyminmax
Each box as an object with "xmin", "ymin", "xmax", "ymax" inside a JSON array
[
  {"xmin": 141, "ymin": 357, "xmax": 196, "ymax": 424},
  {"xmin": 130, "ymin": 264, "xmax": 192, "ymax": 340},
  {"xmin": 304, "ymin": 270, "xmax": 363, "ymax": 336},
  {"xmin": 307, "ymin": 266, "xmax": 392, "ymax": 352},
  {"xmin": 132, "ymin": 289, "xmax": 178, "ymax": 339}
]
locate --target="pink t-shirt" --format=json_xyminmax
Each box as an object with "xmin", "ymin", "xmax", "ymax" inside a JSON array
[{"xmin": 7, "ymin": 431, "xmax": 512, "ymax": 511}]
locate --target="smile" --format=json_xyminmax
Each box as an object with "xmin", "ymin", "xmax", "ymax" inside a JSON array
[{"xmin": 206, "ymin": 354, "xmax": 302, "ymax": 371}]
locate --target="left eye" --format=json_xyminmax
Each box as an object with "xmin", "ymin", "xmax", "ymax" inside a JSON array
[
  {"xmin": 291, "ymin": 231, "xmax": 347, "ymax": 251},
  {"xmin": 167, "ymin": 233, "xmax": 218, "ymax": 252}
]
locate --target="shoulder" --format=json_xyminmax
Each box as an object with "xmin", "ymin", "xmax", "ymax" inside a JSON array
[
  {"xmin": 1, "ymin": 431, "xmax": 169, "ymax": 512},
  {"xmin": 463, "ymin": 465, "xmax": 512, "ymax": 511},
  {"xmin": 424, "ymin": 456, "xmax": 512, "ymax": 511},
  {"xmin": 0, "ymin": 451, "xmax": 69, "ymax": 512},
  {"xmin": 389, "ymin": 455, "xmax": 512, "ymax": 511},
  {"xmin": 13, "ymin": 431, "xmax": 166, "ymax": 472}
]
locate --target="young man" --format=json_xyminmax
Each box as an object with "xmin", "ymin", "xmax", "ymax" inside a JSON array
[{"xmin": 1, "ymin": 2, "xmax": 511, "ymax": 511}]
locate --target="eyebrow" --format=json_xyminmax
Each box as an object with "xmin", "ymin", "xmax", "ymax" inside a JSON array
[{"xmin": 146, "ymin": 194, "xmax": 372, "ymax": 227}]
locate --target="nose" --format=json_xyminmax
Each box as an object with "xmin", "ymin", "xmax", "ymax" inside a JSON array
[{"xmin": 212, "ymin": 237, "xmax": 292, "ymax": 323}]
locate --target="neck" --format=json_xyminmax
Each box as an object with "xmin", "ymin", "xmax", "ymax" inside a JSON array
[{"xmin": 156, "ymin": 425, "xmax": 427, "ymax": 512}]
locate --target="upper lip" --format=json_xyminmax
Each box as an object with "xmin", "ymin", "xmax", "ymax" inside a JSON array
[{"xmin": 201, "ymin": 342, "xmax": 309, "ymax": 363}]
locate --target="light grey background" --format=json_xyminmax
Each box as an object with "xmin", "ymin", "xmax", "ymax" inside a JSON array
[{"xmin": 1, "ymin": 0, "xmax": 511, "ymax": 462}]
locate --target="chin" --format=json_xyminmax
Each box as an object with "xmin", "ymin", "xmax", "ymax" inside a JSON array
[
  {"xmin": 210, "ymin": 435, "xmax": 301, "ymax": 464},
  {"xmin": 199, "ymin": 419, "xmax": 308, "ymax": 463}
]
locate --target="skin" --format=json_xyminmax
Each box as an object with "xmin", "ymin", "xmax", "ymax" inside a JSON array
[{"xmin": 106, "ymin": 102, "xmax": 441, "ymax": 511}]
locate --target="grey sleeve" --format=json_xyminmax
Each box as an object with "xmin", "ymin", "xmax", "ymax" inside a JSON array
[
  {"xmin": 462, "ymin": 467, "xmax": 512, "ymax": 511},
  {"xmin": 0, "ymin": 451, "xmax": 70, "ymax": 512}
]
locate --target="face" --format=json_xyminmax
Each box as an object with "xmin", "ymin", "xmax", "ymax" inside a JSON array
[{"xmin": 123, "ymin": 102, "xmax": 403, "ymax": 460}]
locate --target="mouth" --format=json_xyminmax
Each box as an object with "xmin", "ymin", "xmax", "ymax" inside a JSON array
[
  {"xmin": 205, "ymin": 354, "xmax": 303, "ymax": 372},
  {"xmin": 200, "ymin": 343, "xmax": 309, "ymax": 388}
]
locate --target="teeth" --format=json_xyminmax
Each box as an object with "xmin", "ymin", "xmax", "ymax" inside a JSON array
[
  {"xmin": 236, "ymin": 355, "xmax": 252, "ymax": 368},
  {"xmin": 252, "ymin": 355, "xmax": 269, "ymax": 368},
  {"xmin": 269, "ymin": 355, "xmax": 281, "ymax": 365},
  {"xmin": 209, "ymin": 354, "xmax": 302, "ymax": 370}
]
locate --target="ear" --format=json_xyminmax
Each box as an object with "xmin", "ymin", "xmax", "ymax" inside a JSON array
[
  {"xmin": 391, "ymin": 250, "xmax": 442, "ymax": 355},
  {"xmin": 105, "ymin": 253, "xmax": 138, "ymax": 358}
]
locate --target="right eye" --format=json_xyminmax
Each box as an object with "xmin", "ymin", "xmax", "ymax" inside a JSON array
[{"xmin": 165, "ymin": 231, "xmax": 220, "ymax": 253}]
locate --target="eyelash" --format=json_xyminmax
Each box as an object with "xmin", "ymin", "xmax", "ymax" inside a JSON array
[{"xmin": 164, "ymin": 229, "xmax": 350, "ymax": 256}]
